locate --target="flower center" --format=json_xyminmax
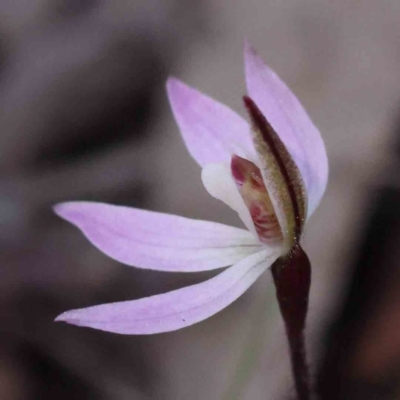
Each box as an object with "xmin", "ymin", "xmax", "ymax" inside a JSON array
[
  {"xmin": 231, "ymin": 154, "xmax": 283, "ymax": 246},
  {"xmin": 242, "ymin": 96, "xmax": 308, "ymax": 252}
]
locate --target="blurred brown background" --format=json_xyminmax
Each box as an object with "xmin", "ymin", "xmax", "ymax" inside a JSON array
[{"xmin": 1, "ymin": 0, "xmax": 400, "ymax": 399}]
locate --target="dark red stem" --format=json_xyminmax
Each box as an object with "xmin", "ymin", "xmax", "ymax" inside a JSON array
[{"xmin": 271, "ymin": 245, "xmax": 311, "ymax": 400}]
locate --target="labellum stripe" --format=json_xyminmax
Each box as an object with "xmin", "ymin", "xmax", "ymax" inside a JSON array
[
  {"xmin": 231, "ymin": 154, "xmax": 284, "ymax": 246},
  {"xmin": 243, "ymin": 96, "xmax": 306, "ymax": 248}
]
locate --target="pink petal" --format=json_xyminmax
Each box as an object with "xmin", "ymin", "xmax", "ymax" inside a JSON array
[
  {"xmin": 54, "ymin": 202, "xmax": 262, "ymax": 272},
  {"xmin": 166, "ymin": 78, "xmax": 255, "ymax": 166},
  {"xmin": 244, "ymin": 43, "xmax": 328, "ymax": 217},
  {"xmin": 55, "ymin": 249, "xmax": 279, "ymax": 334}
]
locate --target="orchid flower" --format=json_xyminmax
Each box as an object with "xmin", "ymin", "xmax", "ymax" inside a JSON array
[{"xmin": 55, "ymin": 43, "xmax": 328, "ymax": 335}]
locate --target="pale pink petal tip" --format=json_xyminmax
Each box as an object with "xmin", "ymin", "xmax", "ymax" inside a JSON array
[
  {"xmin": 53, "ymin": 203, "xmax": 68, "ymax": 218},
  {"xmin": 53, "ymin": 250, "xmax": 278, "ymax": 335},
  {"xmin": 53, "ymin": 201, "xmax": 260, "ymax": 272},
  {"xmin": 244, "ymin": 40, "xmax": 257, "ymax": 57},
  {"xmin": 54, "ymin": 314, "xmax": 67, "ymax": 322},
  {"xmin": 244, "ymin": 42, "xmax": 328, "ymax": 218},
  {"xmin": 166, "ymin": 75, "xmax": 254, "ymax": 167}
]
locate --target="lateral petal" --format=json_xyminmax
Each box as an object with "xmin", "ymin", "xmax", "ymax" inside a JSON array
[
  {"xmin": 54, "ymin": 202, "xmax": 261, "ymax": 272},
  {"xmin": 55, "ymin": 249, "xmax": 279, "ymax": 334}
]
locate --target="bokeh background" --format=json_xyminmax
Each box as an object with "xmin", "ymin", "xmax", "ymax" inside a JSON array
[{"xmin": 1, "ymin": 1, "xmax": 400, "ymax": 399}]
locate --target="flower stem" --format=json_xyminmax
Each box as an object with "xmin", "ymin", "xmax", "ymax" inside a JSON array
[{"xmin": 271, "ymin": 245, "xmax": 311, "ymax": 400}]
